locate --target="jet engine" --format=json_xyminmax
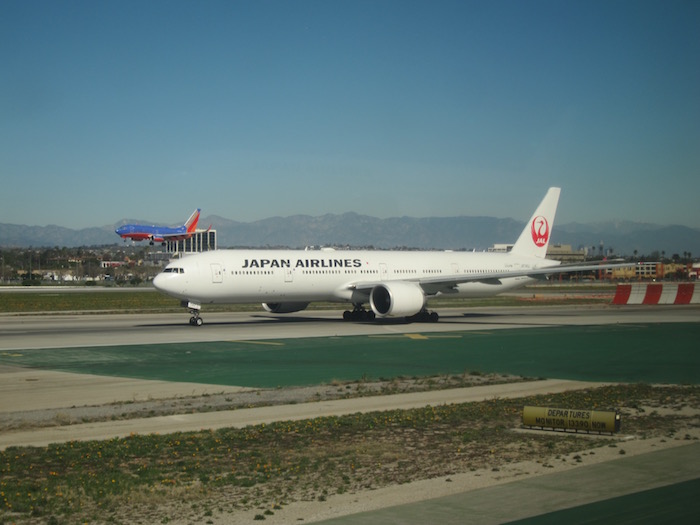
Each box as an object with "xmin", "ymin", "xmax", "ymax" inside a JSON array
[
  {"xmin": 369, "ymin": 281, "xmax": 425, "ymax": 318},
  {"xmin": 262, "ymin": 302, "xmax": 310, "ymax": 314}
]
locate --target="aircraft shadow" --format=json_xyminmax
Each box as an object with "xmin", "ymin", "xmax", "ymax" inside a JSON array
[
  {"xmin": 140, "ymin": 306, "xmax": 588, "ymax": 329},
  {"xmin": 139, "ymin": 310, "xmax": 578, "ymax": 329}
]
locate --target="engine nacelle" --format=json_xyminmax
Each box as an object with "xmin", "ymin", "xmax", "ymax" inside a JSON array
[
  {"xmin": 369, "ymin": 281, "xmax": 425, "ymax": 318},
  {"xmin": 262, "ymin": 302, "xmax": 310, "ymax": 314}
]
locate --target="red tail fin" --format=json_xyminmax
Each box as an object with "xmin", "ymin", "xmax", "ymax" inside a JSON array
[{"xmin": 185, "ymin": 209, "xmax": 200, "ymax": 233}]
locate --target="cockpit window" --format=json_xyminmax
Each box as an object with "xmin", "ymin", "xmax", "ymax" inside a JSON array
[{"xmin": 163, "ymin": 267, "xmax": 185, "ymax": 274}]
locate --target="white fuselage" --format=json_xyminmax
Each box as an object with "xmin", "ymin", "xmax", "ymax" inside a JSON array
[{"xmin": 153, "ymin": 248, "xmax": 558, "ymax": 306}]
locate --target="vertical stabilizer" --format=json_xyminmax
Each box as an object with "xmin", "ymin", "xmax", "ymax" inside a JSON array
[
  {"xmin": 510, "ymin": 187, "xmax": 560, "ymax": 258},
  {"xmin": 185, "ymin": 209, "xmax": 201, "ymax": 233}
]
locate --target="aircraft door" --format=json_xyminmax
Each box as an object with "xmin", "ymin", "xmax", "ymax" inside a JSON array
[
  {"xmin": 380, "ymin": 263, "xmax": 388, "ymax": 281},
  {"xmin": 284, "ymin": 268, "xmax": 293, "ymax": 283},
  {"xmin": 210, "ymin": 263, "xmax": 223, "ymax": 283}
]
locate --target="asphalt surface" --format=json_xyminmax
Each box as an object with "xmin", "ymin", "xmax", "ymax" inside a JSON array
[
  {"xmin": 2, "ymin": 322, "xmax": 699, "ymax": 389},
  {"xmin": 1, "ymin": 304, "xmax": 698, "ymax": 352}
]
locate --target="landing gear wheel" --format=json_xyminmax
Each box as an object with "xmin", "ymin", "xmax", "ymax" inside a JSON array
[
  {"xmin": 343, "ymin": 305, "xmax": 375, "ymax": 322},
  {"xmin": 188, "ymin": 309, "xmax": 203, "ymax": 326}
]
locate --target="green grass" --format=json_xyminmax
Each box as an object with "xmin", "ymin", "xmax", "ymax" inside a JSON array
[{"xmin": 0, "ymin": 290, "xmax": 181, "ymax": 313}]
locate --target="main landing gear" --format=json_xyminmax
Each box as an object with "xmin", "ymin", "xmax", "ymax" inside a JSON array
[
  {"xmin": 343, "ymin": 305, "xmax": 376, "ymax": 322},
  {"xmin": 342, "ymin": 305, "xmax": 439, "ymax": 323}
]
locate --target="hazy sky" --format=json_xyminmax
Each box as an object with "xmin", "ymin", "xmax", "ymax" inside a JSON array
[{"xmin": 2, "ymin": 0, "xmax": 698, "ymax": 229}]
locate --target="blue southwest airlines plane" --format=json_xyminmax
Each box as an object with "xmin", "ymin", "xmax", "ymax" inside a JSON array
[
  {"xmin": 116, "ymin": 209, "xmax": 201, "ymax": 245},
  {"xmin": 153, "ymin": 189, "xmax": 628, "ymax": 326}
]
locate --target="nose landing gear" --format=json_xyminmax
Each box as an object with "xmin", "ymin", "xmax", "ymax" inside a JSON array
[{"xmin": 181, "ymin": 300, "xmax": 203, "ymax": 326}]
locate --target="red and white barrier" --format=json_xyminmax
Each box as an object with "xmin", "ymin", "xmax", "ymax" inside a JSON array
[{"xmin": 612, "ymin": 283, "xmax": 700, "ymax": 305}]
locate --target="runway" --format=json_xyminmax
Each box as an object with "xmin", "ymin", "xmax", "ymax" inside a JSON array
[{"xmin": 1, "ymin": 303, "xmax": 697, "ymax": 351}]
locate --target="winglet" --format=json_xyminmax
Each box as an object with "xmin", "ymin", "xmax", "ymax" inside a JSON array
[{"xmin": 510, "ymin": 188, "xmax": 560, "ymax": 258}]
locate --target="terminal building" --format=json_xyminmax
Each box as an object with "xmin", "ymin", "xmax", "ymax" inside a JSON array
[{"xmin": 165, "ymin": 229, "xmax": 217, "ymax": 254}]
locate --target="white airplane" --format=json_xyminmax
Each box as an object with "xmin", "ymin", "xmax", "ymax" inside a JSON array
[{"xmin": 153, "ymin": 187, "xmax": 623, "ymax": 326}]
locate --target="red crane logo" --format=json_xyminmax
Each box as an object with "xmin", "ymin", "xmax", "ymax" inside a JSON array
[{"xmin": 531, "ymin": 216, "xmax": 549, "ymax": 247}]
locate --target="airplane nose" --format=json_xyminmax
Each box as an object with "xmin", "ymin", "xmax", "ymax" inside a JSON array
[
  {"xmin": 153, "ymin": 270, "xmax": 187, "ymax": 300},
  {"xmin": 153, "ymin": 272, "xmax": 176, "ymax": 294},
  {"xmin": 152, "ymin": 273, "xmax": 165, "ymax": 291}
]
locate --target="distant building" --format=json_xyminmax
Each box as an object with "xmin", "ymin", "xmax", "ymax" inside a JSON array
[
  {"xmin": 691, "ymin": 263, "xmax": 700, "ymax": 280},
  {"xmin": 605, "ymin": 262, "xmax": 693, "ymax": 281},
  {"xmin": 101, "ymin": 261, "xmax": 126, "ymax": 269},
  {"xmin": 488, "ymin": 243, "xmax": 513, "ymax": 253},
  {"xmin": 487, "ymin": 243, "xmax": 585, "ymax": 264},
  {"xmin": 165, "ymin": 229, "xmax": 217, "ymax": 254},
  {"xmin": 546, "ymin": 244, "xmax": 586, "ymax": 263}
]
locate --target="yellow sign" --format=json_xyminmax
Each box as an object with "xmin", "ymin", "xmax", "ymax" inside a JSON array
[{"xmin": 522, "ymin": 406, "xmax": 620, "ymax": 433}]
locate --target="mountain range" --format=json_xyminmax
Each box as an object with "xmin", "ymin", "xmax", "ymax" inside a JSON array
[{"xmin": 1, "ymin": 214, "xmax": 698, "ymax": 257}]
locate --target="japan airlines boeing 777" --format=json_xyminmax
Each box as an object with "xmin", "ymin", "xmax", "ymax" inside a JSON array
[
  {"xmin": 116, "ymin": 209, "xmax": 201, "ymax": 245},
  {"xmin": 153, "ymin": 188, "xmax": 622, "ymax": 326}
]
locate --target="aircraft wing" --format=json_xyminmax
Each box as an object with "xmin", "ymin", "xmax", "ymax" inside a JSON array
[
  {"xmin": 159, "ymin": 231, "xmax": 195, "ymax": 241},
  {"xmin": 419, "ymin": 261, "xmax": 636, "ymax": 295},
  {"xmin": 161, "ymin": 222, "xmax": 209, "ymax": 241},
  {"xmin": 349, "ymin": 261, "xmax": 637, "ymax": 297}
]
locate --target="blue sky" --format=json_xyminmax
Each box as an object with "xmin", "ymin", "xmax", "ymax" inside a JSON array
[{"xmin": 1, "ymin": 0, "xmax": 698, "ymax": 229}]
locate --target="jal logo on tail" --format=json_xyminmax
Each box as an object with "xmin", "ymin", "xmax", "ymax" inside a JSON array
[{"xmin": 531, "ymin": 216, "xmax": 549, "ymax": 247}]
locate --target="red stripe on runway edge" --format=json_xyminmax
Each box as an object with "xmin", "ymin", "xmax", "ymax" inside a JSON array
[
  {"xmin": 612, "ymin": 284, "xmax": 632, "ymax": 305},
  {"xmin": 675, "ymin": 283, "xmax": 695, "ymax": 304},
  {"xmin": 642, "ymin": 284, "xmax": 663, "ymax": 304},
  {"xmin": 612, "ymin": 283, "xmax": 696, "ymax": 305}
]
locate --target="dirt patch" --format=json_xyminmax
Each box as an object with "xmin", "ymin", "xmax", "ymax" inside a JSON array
[{"xmin": 1, "ymin": 372, "xmax": 523, "ymax": 432}]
